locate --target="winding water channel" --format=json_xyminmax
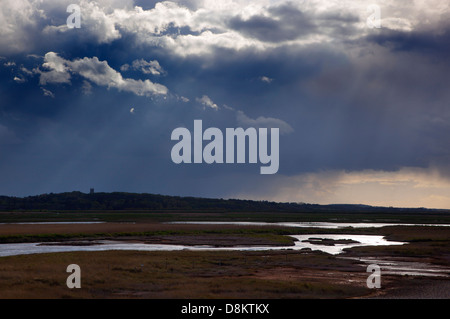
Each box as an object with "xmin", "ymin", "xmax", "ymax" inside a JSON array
[{"xmin": 1, "ymin": 221, "xmax": 449, "ymax": 277}]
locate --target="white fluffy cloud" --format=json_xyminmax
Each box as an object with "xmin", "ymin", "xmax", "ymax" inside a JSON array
[
  {"xmin": 2, "ymin": 0, "xmax": 450, "ymax": 56},
  {"xmin": 39, "ymin": 52, "xmax": 168, "ymax": 96},
  {"xmin": 196, "ymin": 95, "xmax": 219, "ymax": 110},
  {"xmin": 121, "ymin": 59, "xmax": 165, "ymax": 75},
  {"xmin": 39, "ymin": 52, "xmax": 71, "ymax": 85},
  {"xmin": 42, "ymin": 0, "xmax": 124, "ymax": 43},
  {"xmin": 194, "ymin": 94, "xmax": 293, "ymax": 133},
  {"xmin": 236, "ymin": 110, "xmax": 293, "ymax": 135},
  {"xmin": 260, "ymin": 76, "xmax": 273, "ymax": 83},
  {"xmin": 13, "ymin": 76, "xmax": 26, "ymax": 83},
  {"xmin": 0, "ymin": 0, "xmax": 43, "ymax": 54},
  {"xmin": 41, "ymin": 87, "xmax": 55, "ymax": 98}
]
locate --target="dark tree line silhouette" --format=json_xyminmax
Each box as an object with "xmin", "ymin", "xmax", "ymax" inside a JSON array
[{"xmin": 0, "ymin": 191, "xmax": 442, "ymax": 213}]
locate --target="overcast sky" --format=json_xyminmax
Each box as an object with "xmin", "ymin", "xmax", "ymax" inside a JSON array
[{"xmin": 1, "ymin": 0, "xmax": 450, "ymax": 208}]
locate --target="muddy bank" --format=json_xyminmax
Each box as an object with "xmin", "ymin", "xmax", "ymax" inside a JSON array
[
  {"xmin": 364, "ymin": 277, "xmax": 450, "ymax": 299},
  {"xmin": 35, "ymin": 234, "xmax": 297, "ymax": 247},
  {"xmin": 138, "ymin": 234, "xmax": 296, "ymax": 247}
]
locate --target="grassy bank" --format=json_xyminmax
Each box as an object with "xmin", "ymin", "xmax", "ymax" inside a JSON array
[
  {"xmin": 2, "ymin": 210, "xmax": 450, "ymax": 224},
  {"xmin": 0, "ymin": 223, "xmax": 298, "ymax": 245}
]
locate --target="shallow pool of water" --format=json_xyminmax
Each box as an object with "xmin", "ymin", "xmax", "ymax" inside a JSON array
[
  {"xmin": 0, "ymin": 234, "xmax": 405, "ymax": 257},
  {"xmin": 290, "ymin": 234, "xmax": 404, "ymax": 255}
]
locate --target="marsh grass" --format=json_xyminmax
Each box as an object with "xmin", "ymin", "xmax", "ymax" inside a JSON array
[
  {"xmin": 2, "ymin": 210, "xmax": 450, "ymax": 224},
  {"xmin": 0, "ymin": 214, "xmax": 449, "ymax": 299},
  {"xmin": 0, "ymin": 250, "xmax": 370, "ymax": 299}
]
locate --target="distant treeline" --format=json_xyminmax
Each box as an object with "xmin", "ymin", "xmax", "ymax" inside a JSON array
[{"xmin": 0, "ymin": 191, "xmax": 447, "ymax": 213}]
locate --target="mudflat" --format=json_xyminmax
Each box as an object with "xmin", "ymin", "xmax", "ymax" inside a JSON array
[{"xmin": 0, "ymin": 218, "xmax": 449, "ymax": 299}]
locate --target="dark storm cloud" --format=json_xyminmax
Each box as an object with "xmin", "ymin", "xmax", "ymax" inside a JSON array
[
  {"xmin": 316, "ymin": 11, "xmax": 360, "ymax": 38},
  {"xmin": 138, "ymin": 32, "xmax": 450, "ymax": 180},
  {"xmin": 1, "ymin": 0, "xmax": 450, "ymax": 206},
  {"xmin": 228, "ymin": 5, "xmax": 315, "ymax": 42},
  {"xmin": 366, "ymin": 27, "xmax": 450, "ymax": 58},
  {"xmin": 228, "ymin": 2, "xmax": 360, "ymax": 43}
]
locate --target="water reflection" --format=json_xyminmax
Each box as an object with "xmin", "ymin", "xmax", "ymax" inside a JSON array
[
  {"xmin": 0, "ymin": 234, "xmax": 404, "ymax": 257},
  {"xmin": 290, "ymin": 234, "xmax": 404, "ymax": 255}
]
